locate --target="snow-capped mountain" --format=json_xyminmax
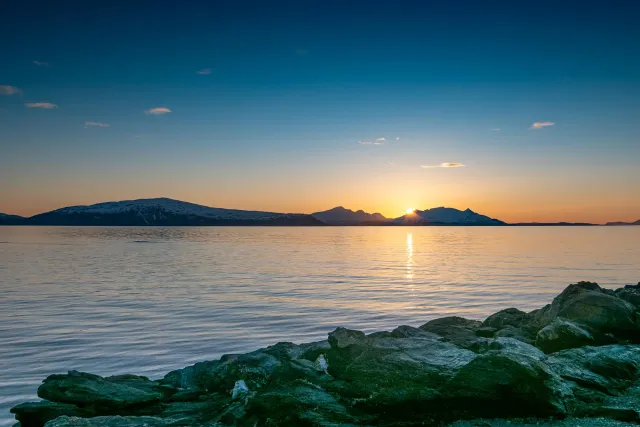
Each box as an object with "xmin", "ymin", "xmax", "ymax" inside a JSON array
[
  {"xmin": 312, "ymin": 206, "xmax": 386, "ymax": 225},
  {"xmin": 393, "ymin": 207, "xmax": 505, "ymax": 225},
  {"xmin": 27, "ymin": 198, "xmax": 324, "ymax": 226}
]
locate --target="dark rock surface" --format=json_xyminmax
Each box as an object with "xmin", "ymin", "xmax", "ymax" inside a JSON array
[{"xmin": 11, "ymin": 281, "xmax": 640, "ymax": 427}]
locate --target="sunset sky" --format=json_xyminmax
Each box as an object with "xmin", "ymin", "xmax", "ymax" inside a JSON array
[{"xmin": 1, "ymin": 1, "xmax": 639, "ymax": 223}]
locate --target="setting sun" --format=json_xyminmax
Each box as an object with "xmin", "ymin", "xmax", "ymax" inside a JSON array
[{"xmin": 405, "ymin": 208, "xmax": 415, "ymax": 215}]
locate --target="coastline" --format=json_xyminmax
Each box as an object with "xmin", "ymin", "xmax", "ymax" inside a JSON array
[{"xmin": 10, "ymin": 281, "xmax": 640, "ymax": 427}]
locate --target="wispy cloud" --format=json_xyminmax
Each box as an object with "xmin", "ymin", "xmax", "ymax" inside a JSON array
[
  {"xmin": 376, "ymin": 137, "xmax": 386, "ymax": 142},
  {"xmin": 359, "ymin": 140, "xmax": 374, "ymax": 145},
  {"xmin": 33, "ymin": 60, "xmax": 49, "ymax": 67},
  {"xmin": 145, "ymin": 107, "xmax": 172, "ymax": 115},
  {"xmin": 421, "ymin": 162, "xmax": 465, "ymax": 169},
  {"xmin": 492, "ymin": 128, "xmax": 501, "ymax": 131},
  {"xmin": 85, "ymin": 121, "xmax": 110, "ymax": 128},
  {"xmin": 395, "ymin": 137, "xmax": 400, "ymax": 140},
  {"xmin": 531, "ymin": 121, "xmax": 555, "ymax": 129},
  {"xmin": 0, "ymin": 85, "xmax": 21, "ymax": 95},
  {"xmin": 25, "ymin": 102, "xmax": 57, "ymax": 109},
  {"xmin": 196, "ymin": 68, "xmax": 212, "ymax": 75},
  {"xmin": 295, "ymin": 49, "xmax": 309, "ymax": 55}
]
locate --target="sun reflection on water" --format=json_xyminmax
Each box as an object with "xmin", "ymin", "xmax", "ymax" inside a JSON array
[{"xmin": 405, "ymin": 232, "xmax": 414, "ymax": 281}]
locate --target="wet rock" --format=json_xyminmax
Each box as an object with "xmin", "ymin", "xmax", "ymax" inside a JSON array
[
  {"xmin": 37, "ymin": 371, "xmax": 172, "ymax": 409},
  {"xmin": 475, "ymin": 327, "xmax": 498, "ymax": 338},
  {"xmin": 448, "ymin": 418, "xmax": 638, "ymax": 426},
  {"xmin": 11, "ymin": 401, "xmax": 90, "ymax": 427},
  {"xmin": 536, "ymin": 318, "xmax": 596, "ymax": 353}
]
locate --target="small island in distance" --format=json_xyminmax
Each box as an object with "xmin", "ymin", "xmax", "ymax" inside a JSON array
[{"xmin": 0, "ymin": 198, "xmax": 637, "ymax": 227}]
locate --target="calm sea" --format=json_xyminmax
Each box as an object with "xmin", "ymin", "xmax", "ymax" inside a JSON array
[{"xmin": 1, "ymin": 226, "xmax": 639, "ymax": 425}]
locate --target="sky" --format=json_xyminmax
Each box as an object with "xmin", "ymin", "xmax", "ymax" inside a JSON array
[{"xmin": 1, "ymin": 1, "xmax": 639, "ymax": 223}]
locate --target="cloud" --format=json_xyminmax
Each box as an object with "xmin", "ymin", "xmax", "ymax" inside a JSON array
[
  {"xmin": 25, "ymin": 102, "xmax": 57, "ymax": 109},
  {"xmin": 85, "ymin": 121, "xmax": 110, "ymax": 127},
  {"xmin": 492, "ymin": 128, "xmax": 501, "ymax": 131},
  {"xmin": 196, "ymin": 68, "xmax": 212, "ymax": 75},
  {"xmin": 376, "ymin": 137, "xmax": 386, "ymax": 141},
  {"xmin": 0, "ymin": 85, "xmax": 21, "ymax": 95},
  {"xmin": 531, "ymin": 121, "xmax": 555, "ymax": 129},
  {"xmin": 359, "ymin": 140, "xmax": 374, "ymax": 145},
  {"xmin": 145, "ymin": 107, "xmax": 171, "ymax": 115},
  {"xmin": 421, "ymin": 162, "xmax": 465, "ymax": 169},
  {"xmin": 295, "ymin": 49, "xmax": 309, "ymax": 55},
  {"xmin": 395, "ymin": 137, "xmax": 400, "ymax": 140},
  {"xmin": 33, "ymin": 60, "xmax": 49, "ymax": 67}
]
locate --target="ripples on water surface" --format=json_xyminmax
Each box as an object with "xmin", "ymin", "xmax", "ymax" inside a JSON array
[{"xmin": 1, "ymin": 226, "xmax": 639, "ymax": 424}]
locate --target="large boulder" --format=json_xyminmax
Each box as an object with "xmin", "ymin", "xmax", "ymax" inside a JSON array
[
  {"xmin": 443, "ymin": 347, "xmax": 572, "ymax": 419},
  {"xmin": 11, "ymin": 402, "xmax": 91, "ymax": 427},
  {"xmin": 536, "ymin": 318, "xmax": 596, "ymax": 353},
  {"xmin": 37, "ymin": 372, "xmax": 173, "ymax": 410},
  {"xmin": 325, "ymin": 326, "xmax": 476, "ymax": 420},
  {"xmin": 533, "ymin": 283, "xmax": 638, "ymax": 340}
]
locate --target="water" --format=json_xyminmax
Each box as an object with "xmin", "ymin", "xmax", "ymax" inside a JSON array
[{"xmin": 1, "ymin": 226, "xmax": 639, "ymax": 425}]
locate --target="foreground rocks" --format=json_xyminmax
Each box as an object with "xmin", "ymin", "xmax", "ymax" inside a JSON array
[{"xmin": 11, "ymin": 281, "xmax": 640, "ymax": 427}]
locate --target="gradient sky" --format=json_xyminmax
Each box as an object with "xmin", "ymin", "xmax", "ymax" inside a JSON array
[{"xmin": 1, "ymin": 1, "xmax": 639, "ymax": 223}]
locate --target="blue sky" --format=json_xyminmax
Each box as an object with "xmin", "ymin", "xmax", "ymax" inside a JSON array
[{"xmin": 1, "ymin": 1, "xmax": 639, "ymax": 222}]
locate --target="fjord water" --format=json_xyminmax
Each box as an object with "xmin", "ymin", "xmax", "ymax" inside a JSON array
[{"xmin": 1, "ymin": 226, "xmax": 639, "ymax": 424}]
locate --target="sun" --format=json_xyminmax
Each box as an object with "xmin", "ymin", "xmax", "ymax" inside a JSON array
[{"xmin": 405, "ymin": 208, "xmax": 415, "ymax": 215}]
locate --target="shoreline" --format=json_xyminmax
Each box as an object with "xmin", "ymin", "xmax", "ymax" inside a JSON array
[{"xmin": 10, "ymin": 280, "xmax": 640, "ymax": 427}]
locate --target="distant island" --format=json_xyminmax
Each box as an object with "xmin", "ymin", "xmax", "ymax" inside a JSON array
[{"xmin": 0, "ymin": 198, "xmax": 638, "ymax": 226}]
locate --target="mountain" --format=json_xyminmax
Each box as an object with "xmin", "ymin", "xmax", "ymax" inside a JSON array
[
  {"xmin": 25, "ymin": 198, "xmax": 324, "ymax": 226},
  {"xmin": 393, "ymin": 207, "xmax": 505, "ymax": 225},
  {"xmin": 312, "ymin": 206, "xmax": 386, "ymax": 225},
  {"xmin": 0, "ymin": 213, "xmax": 26, "ymax": 225},
  {"xmin": 511, "ymin": 222, "xmax": 597, "ymax": 226},
  {"xmin": 606, "ymin": 219, "xmax": 640, "ymax": 226}
]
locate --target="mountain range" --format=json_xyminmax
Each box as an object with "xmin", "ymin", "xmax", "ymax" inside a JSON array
[{"xmin": 0, "ymin": 198, "xmax": 637, "ymax": 226}]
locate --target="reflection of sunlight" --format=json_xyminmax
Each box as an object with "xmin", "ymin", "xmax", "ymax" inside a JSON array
[{"xmin": 405, "ymin": 232, "xmax": 414, "ymax": 280}]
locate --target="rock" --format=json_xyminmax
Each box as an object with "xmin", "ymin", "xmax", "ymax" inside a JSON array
[
  {"xmin": 494, "ymin": 326, "xmax": 536, "ymax": 344},
  {"xmin": 43, "ymin": 416, "xmax": 171, "ymax": 427},
  {"xmin": 246, "ymin": 383, "xmax": 354, "ymax": 426},
  {"xmin": 536, "ymin": 318, "xmax": 596, "ymax": 353},
  {"xmin": 37, "ymin": 371, "xmax": 172, "ymax": 409},
  {"xmin": 420, "ymin": 316, "xmax": 483, "ymax": 349},
  {"xmin": 483, "ymin": 308, "xmax": 532, "ymax": 330},
  {"xmin": 448, "ymin": 418, "xmax": 639, "ymax": 426},
  {"xmin": 443, "ymin": 349, "xmax": 572, "ymax": 418},
  {"xmin": 231, "ymin": 380, "xmax": 249, "ymax": 399},
  {"xmin": 11, "ymin": 401, "xmax": 90, "ymax": 427},
  {"xmin": 484, "ymin": 337, "xmax": 546, "ymax": 361},
  {"xmin": 547, "ymin": 345, "xmax": 640, "ymax": 394},
  {"xmin": 533, "ymin": 283, "xmax": 638, "ymax": 340},
  {"xmin": 476, "ymin": 327, "xmax": 498, "ymax": 338}
]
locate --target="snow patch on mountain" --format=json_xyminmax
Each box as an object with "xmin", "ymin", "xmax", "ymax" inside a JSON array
[
  {"xmin": 50, "ymin": 198, "xmax": 296, "ymax": 220},
  {"xmin": 395, "ymin": 207, "xmax": 504, "ymax": 225}
]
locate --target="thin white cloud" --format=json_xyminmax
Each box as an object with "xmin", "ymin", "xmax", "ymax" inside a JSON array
[
  {"xmin": 85, "ymin": 121, "xmax": 110, "ymax": 127},
  {"xmin": 359, "ymin": 140, "xmax": 374, "ymax": 145},
  {"xmin": 531, "ymin": 121, "xmax": 555, "ymax": 129},
  {"xmin": 376, "ymin": 137, "xmax": 386, "ymax": 141},
  {"xmin": 421, "ymin": 162, "xmax": 465, "ymax": 169},
  {"xmin": 492, "ymin": 128, "xmax": 501, "ymax": 131},
  {"xmin": 196, "ymin": 68, "xmax": 212, "ymax": 75},
  {"xmin": 0, "ymin": 85, "xmax": 21, "ymax": 95},
  {"xmin": 25, "ymin": 102, "xmax": 57, "ymax": 109},
  {"xmin": 33, "ymin": 60, "xmax": 49, "ymax": 67},
  {"xmin": 145, "ymin": 107, "xmax": 172, "ymax": 115},
  {"xmin": 395, "ymin": 137, "xmax": 400, "ymax": 140}
]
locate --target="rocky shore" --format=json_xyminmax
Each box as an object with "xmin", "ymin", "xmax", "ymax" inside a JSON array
[{"xmin": 11, "ymin": 281, "xmax": 640, "ymax": 427}]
